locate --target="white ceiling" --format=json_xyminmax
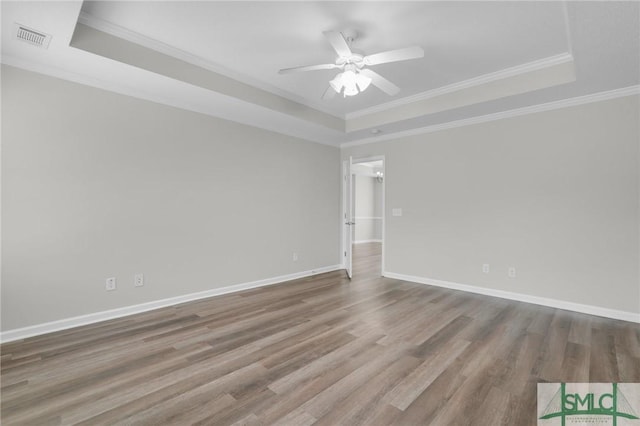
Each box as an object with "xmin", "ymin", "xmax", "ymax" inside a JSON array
[
  {"xmin": 80, "ymin": 1, "xmax": 570, "ymax": 116},
  {"xmin": 1, "ymin": 1, "xmax": 638, "ymax": 146}
]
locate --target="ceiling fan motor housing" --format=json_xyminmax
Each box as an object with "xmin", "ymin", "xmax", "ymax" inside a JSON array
[{"xmin": 336, "ymin": 54, "xmax": 364, "ymax": 67}]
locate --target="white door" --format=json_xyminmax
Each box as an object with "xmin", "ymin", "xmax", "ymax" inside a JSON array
[{"xmin": 343, "ymin": 157, "xmax": 354, "ymax": 278}]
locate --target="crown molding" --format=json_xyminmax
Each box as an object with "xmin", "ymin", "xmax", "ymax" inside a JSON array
[
  {"xmin": 341, "ymin": 85, "xmax": 640, "ymax": 148},
  {"xmin": 78, "ymin": 11, "xmax": 578, "ymax": 127},
  {"xmin": 77, "ymin": 11, "xmax": 342, "ymax": 120},
  {"xmin": 6, "ymin": 54, "xmax": 636, "ymax": 150},
  {"xmin": 1, "ymin": 56, "xmax": 342, "ymax": 147},
  {"xmin": 346, "ymin": 52, "xmax": 574, "ymax": 121}
]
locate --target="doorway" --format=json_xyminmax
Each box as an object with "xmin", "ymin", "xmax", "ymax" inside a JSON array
[{"xmin": 342, "ymin": 157, "xmax": 385, "ymax": 279}]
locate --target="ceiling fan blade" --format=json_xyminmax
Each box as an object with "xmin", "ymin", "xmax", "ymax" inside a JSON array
[
  {"xmin": 322, "ymin": 86, "xmax": 337, "ymax": 100},
  {"xmin": 363, "ymin": 46, "xmax": 424, "ymax": 66},
  {"xmin": 279, "ymin": 63, "xmax": 339, "ymax": 74},
  {"xmin": 359, "ymin": 69, "xmax": 400, "ymax": 96},
  {"xmin": 323, "ymin": 31, "xmax": 353, "ymax": 58}
]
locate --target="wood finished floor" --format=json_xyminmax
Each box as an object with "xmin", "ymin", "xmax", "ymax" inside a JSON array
[{"xmin": 1, "ymin": 243, "xmax": 639, "ymax": 425}]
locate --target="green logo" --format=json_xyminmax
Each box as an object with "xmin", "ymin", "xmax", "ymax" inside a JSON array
[{"xmin": 538, "ymin": 383, "xmax": 639, "ymax": 426}]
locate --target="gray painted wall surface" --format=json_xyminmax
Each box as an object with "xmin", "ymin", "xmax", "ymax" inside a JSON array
[
  {"xmin": 344, "ymin": 95, "xmax": 640, "ymax": 314},
  {"xmin": 2, "ymin": 65, "xmax": 638, "ymax": 332},
  {"xmin": 1, "ymin": 66, "xmax": 341, "ymax": 330},
  {"xmin": 354, "ymin": 175, "xmax": 383, "ymax": 242}
]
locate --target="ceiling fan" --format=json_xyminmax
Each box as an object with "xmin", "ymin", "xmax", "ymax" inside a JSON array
[{"xmin": 278, "ymin": 30, "xmax": 424, "ymax": 99}]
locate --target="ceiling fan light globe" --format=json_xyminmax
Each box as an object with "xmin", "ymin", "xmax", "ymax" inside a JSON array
[
  {"xmin": 341, "ymin": 70, "xmax": 357, "ymax": 86},
  {"xmin": 340, "ymin": 70, "xmax": 359, "ymax": 96},
  {"xmin": 343, "ymin": 84, "xmax": 359, "ymax": 97},
  {"xmin": 329, "ymin": 75, "xmax": 344, "ymax": 94},
  {"xmin": 355, "ymin": 73, "xmax": 372, "ymax": 92}
]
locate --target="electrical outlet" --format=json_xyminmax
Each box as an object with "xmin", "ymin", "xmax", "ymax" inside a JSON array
[
  {"xmin": 106, "ymin": 277, "xmax": 116, "ymax": 291},
  {"xmin": 292, "ymin": 253, "xmax": 298, "ymax": 262},
  {"xmin": 482, "ymin": 264, "xmax": 490, "ymax": 274},
  {"xmin": 508, "ymin": 267, "xmax": 516, "ymax": 278},
  {"xmin": 134, "ymin": 273, "xmax": 144, "ymax": 287}
]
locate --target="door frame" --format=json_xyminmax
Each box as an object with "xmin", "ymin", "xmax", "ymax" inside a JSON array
[
  {"xmin": 341, "ymin": 155, "xmax": 386, "ymax": 276},
  {"xmin": 341, "ymin": 159, "xmax": 353, "ymax": 278}
]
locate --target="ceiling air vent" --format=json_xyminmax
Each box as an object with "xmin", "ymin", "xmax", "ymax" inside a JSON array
[{"xmin": 15, "ymin": 24, "xmax": 51, "ymax": 49}]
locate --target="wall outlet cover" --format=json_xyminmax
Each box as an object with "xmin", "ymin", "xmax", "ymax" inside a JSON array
[
  {"xmin": 134, "ymin": 273, "xmax": 144, "ymax": 287},
  {"xmin": 106, "ymin": 277, "xmax": 116, "ymax": 291}
]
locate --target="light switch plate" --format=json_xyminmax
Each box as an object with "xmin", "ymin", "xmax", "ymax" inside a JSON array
[{"xmin": 392, "ymin": 208, "xmax": 403, "ymax": 217}]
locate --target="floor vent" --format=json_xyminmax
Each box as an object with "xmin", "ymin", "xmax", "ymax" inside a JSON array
[{"xmin": 15, "ymin": 24, "xmax": 51, "ymax": 49}]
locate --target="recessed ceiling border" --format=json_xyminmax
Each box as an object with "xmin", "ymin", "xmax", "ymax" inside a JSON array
[
  {"xmin": 77, "ymin": 11, "xmax": 342, "ymax": 120},
  {"xmin": 341, "ymin": 85, "xmax": 640, "ymax": 148},
  {"xmin": 346, "ymin": 52, "xmax": 574, "ymax": 120},
  {"xmin": 0, "ymin": 55, "xmax": 347, "ymax": 147}
]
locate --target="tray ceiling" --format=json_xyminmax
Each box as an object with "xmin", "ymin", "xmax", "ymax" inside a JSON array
[{"xmin": 1, "ymin": 1, "xmax": 638, "ymax": 146}]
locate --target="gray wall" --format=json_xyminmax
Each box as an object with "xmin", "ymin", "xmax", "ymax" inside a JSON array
[
  {"xmin": 1, "ymin": 65, "xmax": 341, "ymax": 331},
  {"xmin": 354, "ymin": 175, "xmax": 383, "ymax": 242},
  {"xmin": 2, "ymin": 64, "xmax": 638, "ymax": 331},
  {"xmin": 343, "ymin": 95, "xmax": 640, "ymax": 314}
]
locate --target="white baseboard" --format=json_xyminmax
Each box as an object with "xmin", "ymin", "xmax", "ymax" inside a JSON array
[
  {"xmin": 0, "ymin": 264, "xmax": 343, "ymax": 343},
  {"xmin": 354, "ymin": 239, "xmax": 383, "ymax": 244},
  {"xmin": 383, "ymin": 271, "xmax": 640, "ymax": 324}
]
